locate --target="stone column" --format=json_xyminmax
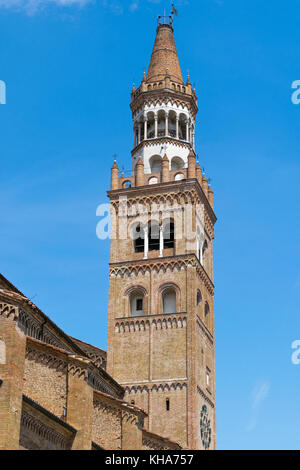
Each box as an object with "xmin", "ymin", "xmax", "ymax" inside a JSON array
[
  {"xmin": 154, "ymin": 115, "xmax": 158, "ymax": 138},
  {"xmin": 143, "ymin": 225, "xmax": 149, "ymax": 260},
  {"xmin": 165, "ymin": 112, "xmax": 169, "ymax": 137},
  {"xmin": 159, "ymin": 225, "xmax": 164, "ymax": 258},
  {"xmin": 176, "ymin": 115, "xmax": 179, "ymax": 140},
  {"xmin": 138, "ymin": 123, "xmax": 142, "ymax": 144},
  {"xmin": 186, "ymin": 120, "xmax": 189, "ymax": 142},
  {"xmin": 144, "ymin": 117, "xmax": 148, "ymax": 140}
]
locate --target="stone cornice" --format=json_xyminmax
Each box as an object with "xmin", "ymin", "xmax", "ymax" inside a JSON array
[
  {"xmin": 0, "ymin": 288, "xmax": 124, "ymax": 397},
  {"xmin": 93, "ymin": 389, "xmax": 147, "ymax": 419},
  {"xmin": 197, "ymin": 386, "xmax": 215, "ymax": 409},
  {"xmin": 25, "ymin": 337, "xmax": 124, "ymax": 397},
  {"xmin": 109, "ymin": 253, "xmax": 214, "ymax": 296},
  {"xmin": 0, "ymin": 288, "xmax": 84, "ymax": 354},
  {"xmin": 108, "ymin": 178, "xmax": 217, "ymax": 230},
  {"xmin": 142, "ymin": 429, "xmax": 181, "ymax": 450},
  {"xmin": 114, "ymin": 315, "xmax": 187, "ymax": 333},
  {"xmin": 23, "ymin": 395, "xmax": 76, "ymax": 433},
  {"xmin": 131, "ymin": 136, "xmax": 192, "ymax": 154},
  {"xmin": 130, "ymin": 88, "xmax": 198, "ymax": 118},
  {"xmin": 21, "ymin": 396, "xmax": 75, "ymax": 450},
  {"xmin": 124, "ymin": 381, "xmax": 187, "ymax": 393}
]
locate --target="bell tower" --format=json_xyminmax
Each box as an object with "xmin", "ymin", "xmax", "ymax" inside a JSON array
[{"xmin": 106, "ymin": 16, "xmax": 217, "ymax": 450}]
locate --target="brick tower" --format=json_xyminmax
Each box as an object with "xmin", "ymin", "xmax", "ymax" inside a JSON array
[{"xmin": 106, "ymin": 16, "xmax": 216, "ymax": 450}]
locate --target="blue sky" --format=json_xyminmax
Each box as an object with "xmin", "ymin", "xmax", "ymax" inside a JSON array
[{"xmin": 1, "ymin": 0, "xmax": 300, "ymax": 450}]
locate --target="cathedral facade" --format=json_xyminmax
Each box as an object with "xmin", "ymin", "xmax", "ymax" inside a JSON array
[{"xmin": 0, "ymin": 17, "xmax": 216, "ymax": 451}]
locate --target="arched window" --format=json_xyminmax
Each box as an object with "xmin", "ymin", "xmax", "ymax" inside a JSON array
[
  {"xmin": 174, "ymin": 173, "xmax": 184, "ymax": 181},
  {"xmin": 205, "ymin": 302, "xmax": 210, "ymax": 318},
  {"xmin": 130, "ymin": 290, "xmax": 145, "ymax": 317},
  {"xmin": 162, "ymin": 288, "xmax": 176, "ymax": 314},
  {"xmin": 149, "ymin": 155, "xmax": 162, "ymax": 173},
  {"xmin": 149, "ymin": 177, "xmax": 158, "ymax": 185},
  {"xmin": 202, "ymin": 240, "xmax": 208, "ymax": 265},
  {"xmin": 197, "ymin": 290, "xmax": 202, "ymax": 306},
  {"xmin": 171, "ymin": 157, "xmax": 185, "ymax": 171},
  {"xmin": 163, "ymin": 218, "xmax": 175, "ymax": 249},
  {"xmin": 123, "ymin": 180, "xmax": 132, "ymax": 189},
  {"xmin": 148, "ymin": 221, "xmax": 160, "ymax": 251},
  {"xmin": 132, "ymin": 223, "xmax": 144, "ymax": 253}
]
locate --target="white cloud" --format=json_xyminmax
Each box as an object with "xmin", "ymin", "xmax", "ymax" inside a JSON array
[
  {"xmin": 0, "ymin": 0, "xmax": 148, "ymax": 14},
  {"xmin": 246, "ymin": 380, "xmax": 270, "ymax": 431},
  {"xmin": 0, "ymin": 0, "xmax": 93, "ymax": 14},
  {"xmin": 0, "ymin": 0, "xmax": 190, "ymax": 15},
  {"xmin": 102, "ymin": 0, "xmax": 123, "ymax": 15},
  {"xmin": 129, "ymin": 0, "xmax": 138, "ymax": 12}
]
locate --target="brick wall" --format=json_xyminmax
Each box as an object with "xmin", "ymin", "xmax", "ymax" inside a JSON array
[{"xmin": 23, "ymin": 344, "xmax": 68, "ymax": 420}]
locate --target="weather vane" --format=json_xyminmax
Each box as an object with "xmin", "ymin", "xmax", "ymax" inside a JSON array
[
  {"xmin": 158, "ymin": 3, "xmax": 178, "ymax": 26},
  {"xmin": 171, "ymin": 3, "xmax": 178, "ymax": 17}
]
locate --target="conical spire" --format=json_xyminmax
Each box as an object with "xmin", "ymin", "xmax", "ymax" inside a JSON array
[{"xmin": 146, "ymin": 24, "xmax": 183, "ymax": 84}]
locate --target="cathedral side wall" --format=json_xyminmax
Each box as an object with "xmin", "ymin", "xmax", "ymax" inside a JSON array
[
  {"xmin": 92, "ymin": 397, "xmax": 122, "ymax": 450},
  {"xmin": 23, "ymin": 350, "xmax": 67, "ymax": 420}
]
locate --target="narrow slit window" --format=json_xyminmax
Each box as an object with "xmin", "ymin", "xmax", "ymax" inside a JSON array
[{"xmin": 166, "ymin": 398, "xmax": 170, "ymax": 411}]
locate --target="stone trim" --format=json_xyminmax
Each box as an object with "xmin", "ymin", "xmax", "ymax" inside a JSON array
[
  {"xmin": 142, "ymin": 429, "xmax": 181, "ymax": 450},
  {"xmin": 131, "ymin": 92, "xmax": 198, "ymax": 119},
  {"xmin": 109, "ymin": 254, "xmax": 214, "ymax": 295},
  {"xmin": 132, "ymin": 136, "xmax": 191, "ymax": 154},
  {"xmin": 114, "ymin": 315, "xmax": 187, "ymax": 333},
  {"xmin": 0, "ymin": 301, "xmax": 19, "ymax": 321},
  {"xmin": 196, "ymin": 315, "xmax": 214, "ymax": 345},
  {"xmin": 93, "ymin": 389, "xmax": 147, "ymax": 419},
  {"xmin": 108, "ymin": 180, "xmax": 216, "ymax": 231},
  {"xmin": 70, "ymin": 336, "xmax": 107, "ymax": 370},
  {"xmin": 197, "ymin": 386, "xmax": 215, "ymax": 409},
  {"xmin": 0, "ymin": 289, "xmax": 84, "ymax": 354},
  {"xmin": 25, "ymin": 337, "xmax": 123, "ymax": 397},
  {"xmin": 20, "ymin": 396, "xmax": 75, "ymax": 450},
  {"xmin": 124, "ymin": 382, "xmax": 187, "ymax": 393}
]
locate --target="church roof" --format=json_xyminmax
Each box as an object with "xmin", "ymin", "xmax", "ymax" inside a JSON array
[{"xmin": 146, "ymin": 23, "xmax": 183, "ymax": 84}]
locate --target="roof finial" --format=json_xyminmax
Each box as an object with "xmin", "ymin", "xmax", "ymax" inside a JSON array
[
  {"xmin": 171, "ymin": 3, "xmax": 178, "ymax": 17},
  {"xmin": 186, "ymin": 70, "xmax": 191, "ymax": 85}
]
